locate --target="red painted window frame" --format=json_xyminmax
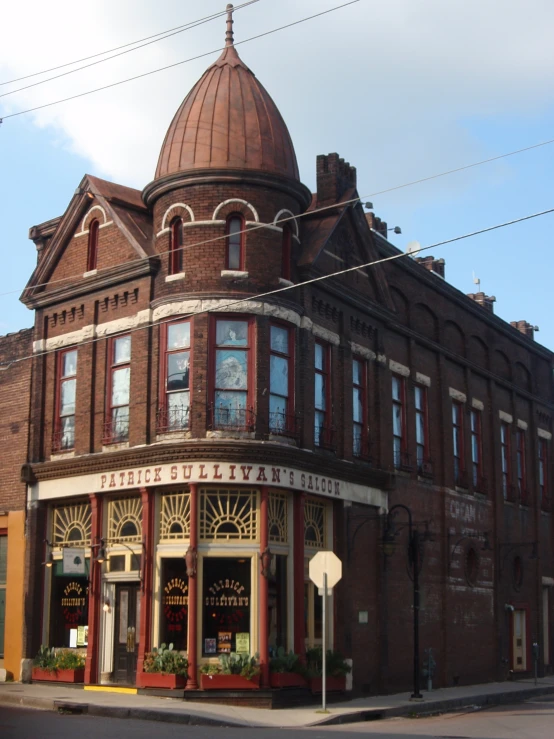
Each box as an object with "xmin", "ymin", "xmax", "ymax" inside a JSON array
[
  {"xmin": 269, "ymin": 321, "xmax": 295, "ymax": 435},
  {"xmin": 470, "ymin": 408, "xmax": 483, "ymax": 490},
  {"xmin": 516, "ymin": 428, "xmax": 527, "ymax": 503},
  {"xmin": 225, "ymin": 213, "xmax": 245, "ymax": 271},
  {"xmin": 281, "ymin": 224, "xmax": 292, "ymax": 281},
  {"xmin": 87, "ymin": 219, "xmax": 99, "ymax": 272},
  {"xmin": 452, "ymin": 400, "xmax": 465, "ymax": 485},
  {"xmin": 209, "ymin": 314, "xmax": 254, "ymax": 430},
  {"xmin": 352, "ymin": 356, "xmax": 367, "ymax": 457},
  {"xmin": 169, "ymin": 217, "xmax": 184, "ymax": 275},
  {"xmin": 104, "ymin": 334, "xmax": 131, "ymax": 443},
  {"xmin": 500, "ymin": 422, "xmax": 512, "ymax": 500},
  {"xmin": 54, "ymin": 347, "xmax": 78, "ymax": 451},
  {"xmin": 539, "ymin": 438, "xmax": 549, "ymax": 509},
  {"xmin": 314, "ymin": 341, "xmax": 331, "ymax": 448},
  {"xmin": 392, "ymin": 374, "xmax": 407, "ymax": 468},
  {"xmin": 414, "ymin": 384, "xmax": 429, "ymax": 471},
  {"xmin": 159, "ymin": 318, "xmax": 192, "ymax": 432}
]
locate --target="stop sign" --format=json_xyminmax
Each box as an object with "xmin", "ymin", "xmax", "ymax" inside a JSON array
[{"xmin": 309, "ymin": 550, "xmax": 342, "ymax": 590}]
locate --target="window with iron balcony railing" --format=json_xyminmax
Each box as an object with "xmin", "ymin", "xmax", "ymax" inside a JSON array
[
  {"xmin": 157, "ymin": 404, "xmax": 191, "ymax": 433},
  {"xmin": 103, "ymin": 412, "xmax": 130, "ymax": 444},
  {"xmin": 207, "ymin": 403, "xmax": 255, "ymax": 432},
  {"xmin": 268, "ymin": 408, "xmax": 301, "ymax": 439}
]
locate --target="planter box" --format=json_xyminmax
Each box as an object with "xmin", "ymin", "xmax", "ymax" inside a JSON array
[
  {"xmin": 32, "ymin": 667, "xmax": 84, "ymax": 683},
  {"xmin": 201, "ymin": 673, "xmax": 260, "ymax": 690},
  {"xmin": 137, "ymin": 672, "xmax": 187, "ymax": 689},
  {"xmin": 309, "ymin": 676, "xmax": 346, "ymax": 693},
  {"xmin": 269, "ymin": 672, "xmax": 307, "ymax": 689}
]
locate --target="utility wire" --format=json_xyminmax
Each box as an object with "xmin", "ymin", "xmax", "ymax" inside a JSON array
[
  {"xmin": 0, "ymin": 1, "xmax": 258, "ymax": 87},
  {"xmin": 0, "ymin": 1, "xmax": 259, "ymax": 99},
  {"xmin": 4, "ymin": 206, "xmax": 553, "ymax": 369},
  {"xmin": 8, "ymin": 133, "xmax": 554, "ymax": 300},
  {"xmin": 0, "ymin": 0, "xmax": 360, "ymax": 121}
]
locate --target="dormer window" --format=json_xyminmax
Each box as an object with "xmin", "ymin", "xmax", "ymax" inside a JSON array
[
  {"xmin": 281, "ymin": 224, "xmax": 292, "ymax": 281},
  {"xmin": 87, "ymin": 219, "xmax": 99, "ymax": 272},
  {"xmin": 169, "ymin": 217, "xmax": 184, "ymax": 275},
  {"xmin": 226, "ymin": 214, "xmax": 244, "ymax": 270}
]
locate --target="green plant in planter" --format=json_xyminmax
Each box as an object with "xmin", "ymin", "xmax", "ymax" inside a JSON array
[
  {"xmin": 143, "ymin": 643, "xmax": 188, "ymax": 677},
  {"xmin": 199, "ymin": 662, "xmax": 221, "ymax": 675},
  {"xmin": 34, "ymin": 646, "xmax": 56, "ymax": 671},
  {"xmin": 305, "ymin": 647, "xmax": 351, "ymax": 678},
  {"xmin": 54, "ymin": 649, "xmax": 85, "ymax": 671},
  {"xmin": 219, "ymin": 653, "xmax": 260, "ymax": 680},
  {"xmin": 269, "ymin": 647, "xmax": 304, "ymax": 674}
]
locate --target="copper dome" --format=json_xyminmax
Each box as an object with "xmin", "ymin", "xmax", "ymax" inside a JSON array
[{"xmin": 155, "ymin": 11, "xmax": 300, "ymax": 182}]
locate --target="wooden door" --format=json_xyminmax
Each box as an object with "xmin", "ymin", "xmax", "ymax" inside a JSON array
[
  {"xmin": 113, "ymin": 583, "xmax": 140, "ymax": 684},
  {"xmin": 512, "ymin": 609, "xmax": 527, "ymax": 672}
]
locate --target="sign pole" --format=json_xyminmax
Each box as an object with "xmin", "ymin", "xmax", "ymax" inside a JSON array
[{"xmin": 322, "ymin": 571, "xmax": 327, "ymax": 713}]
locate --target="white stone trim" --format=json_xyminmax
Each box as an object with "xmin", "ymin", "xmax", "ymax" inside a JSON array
[
  {"xmin": 517, "ymin": 419, "xmax": 528, "ymax": 430},
  {"xmin": 156, "ymin": 220, "xmax": 226, "ymax": 237},
  {"xmin": 274, "ymin": 209, "xmax": 299, "ymax": 238},
  {"xmin": 415, "ymin": 372, "xmax": 431, "ymax": 387},
  {"xmin": 472, "ymin": 398, "xmax": 484, "ymax": 411},
  {"xmin": 152, "ymin": 299, "xmax": 302, "ymax": 327},
  {"xmin": 75, "ymin": 220, "xmax": 113, "ymax": 237},
  {"xmin": 350, "ymin": 342, "xmax": 376, "ymax": 361},
  {"xmin": 212, "ymin": 199, "xmax": 259, "ymax": 222},
  {"xmin": 377, "ymin": 354, "xmax": 387, "ymax": 365},
  {"xmin": 33, "ymin": 339, "xmax": 45, "ymax": 353},
  {"xmin": 389, "ymin": 360, "xmax": 410, "ymax": 377},
  {"xmin": 160, "ymin": 203, "xmax": 195, "ymax": 231},
  {"xmin": 307, "ymin": 321, "xmax": 340, "ymax": 346},
  {"xmin": 165, "ymin": 273, "xmax": 185, "ymax": 283},
  {"xmin": 44, "ymin": 325, "xmax": 95, "ymax": 351},
  {"xmin": 538, "ymin": 428, "xmax": 552, "ymax": 440},
  {"xmin": 542, "ymin": 576, "xmax": 554, "ymax": 586},
  {"xmin": 278, "ymin": 278, "xmax": 294, "ymax": 287},
  {"xmin": 95, "ymin": 310, "xmax": 152, "ymax": 338},
  {"xmin": 449, "ymin": 387, "xmax": 467, "ymax": 402},
  {"xmin": 221, "ymin": 270, "xmax": 249, "ymax": 280},
  {"xmin": 83, "ymin": 269, "xmax": 98, "ymax": 278},
  {"xmin": 499, "ymin": 410, "xmax": 513, "ymax": 424}
]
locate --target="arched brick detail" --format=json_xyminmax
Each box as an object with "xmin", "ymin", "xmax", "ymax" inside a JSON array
[
  {"xmin": 212, "ymin": 198, "xmax": 259, "ymax": 222},
  {"xmin": 160, "ymin": 203, "xmax": 195, "ymax": 231},
  {"xmin": 274, "ymin": 208, "xmax": 299, "ymax": 238},
  {"xmin": 81, "ymin": 205, "xmax": 108, "ymax": 232}
]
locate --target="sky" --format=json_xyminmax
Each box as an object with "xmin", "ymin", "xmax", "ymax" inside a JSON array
[{"xmin": 1, "ymin": 0, "xmax": 553, "ymax": 351}]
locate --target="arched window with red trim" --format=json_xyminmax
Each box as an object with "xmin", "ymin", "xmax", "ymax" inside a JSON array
[
  {"xmin": 226, "ymin": 214, "xmax": 244, "ymax": 270},
  {"xmin": 87, "ymin": 219, "xmax": 99, "ymax": 272},
  {"xmin": 169, "ymin": 217, "xmax": 184, "ymax": 275},
  {"xmin": 281, "ymin": 224, "xmax": 292, "ymax": 281}
]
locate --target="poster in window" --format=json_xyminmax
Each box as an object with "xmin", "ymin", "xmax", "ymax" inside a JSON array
[
  {"xmin": 204, "ymin": 638, "xmax": 217, "ymax": 654},
  {"xmin": 235, "ymin": 632, "xmax": 250, "ymax": 654},
  {"xmin": 218, "ymin": 631, "xmax": 232, "ymax": 653}
]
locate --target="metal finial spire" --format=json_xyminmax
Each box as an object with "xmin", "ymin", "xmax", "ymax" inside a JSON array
[{"xmin": 225, "ymin": 4, "xmax": 234, "ymax": 46}]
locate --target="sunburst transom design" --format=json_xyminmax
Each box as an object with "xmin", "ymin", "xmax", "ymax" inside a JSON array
[
  {"xmin": 304, "ymin": 498, "xmax": 326, "ymax": 549},
  {"xmin": 200, "ymin": 489, "xmax": 258, "ymax": 541},
  {"xmin": 52, "ymin": 503, "xmax": 92, "ymax": 547},
  {"xmin": 160, "ymin": 491, "xmax": 191, "ymax": 540},
  {"xmin": 268, "ymin": 492, "xmax": 288, "ymax": 543},
  {"xmin": 108, "ymin": 496, "xmax": 142, "ymax": 542}
]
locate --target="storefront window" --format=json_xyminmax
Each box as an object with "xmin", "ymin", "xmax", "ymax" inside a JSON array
[
  {"xmin": 49, "ymin": 560, "xmax": 89, "ymax": 647},
  {"xmin": 160, "ymin": 559, "xmax": 188, "ymax": 651},
  {"xmin": 202, "ymin": 558, "xmax": 251, "ymax": 656}
]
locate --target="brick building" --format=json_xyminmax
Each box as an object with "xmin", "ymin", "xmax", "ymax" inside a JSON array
[
  {"xmin": 16, "ymin": 9, "xmax": 554, "ymax": 694},
  {"xmin": 0, "ymin": 329, "xmax": 33, "ymax": 680}
]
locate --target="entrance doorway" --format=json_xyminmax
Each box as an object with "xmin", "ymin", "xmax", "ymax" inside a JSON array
[
  {"xmin": 512, "ymin": 609, "xmax": 527, "ymax": 672},
  {"xmin": 113, "ymin": 583, "xmax": 140, "ymax": 684}
]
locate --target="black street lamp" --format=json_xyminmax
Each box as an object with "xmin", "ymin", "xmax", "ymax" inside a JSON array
[{"xmin": 382, "ymin": 503, "xmax": 428, "ymax": 701}]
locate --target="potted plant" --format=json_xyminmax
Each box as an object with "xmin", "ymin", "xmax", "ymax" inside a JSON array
[
  {"xmin": 269, "ymin": 647, "xmax": 307, "ymax": 688},
  {"xmin": 138, "ymin": 643, "xmax": 189, "ymax": 689},
  {"xmin": 200, "ymin": 653, "xmax": 260, "ymax": 690},
  {"xmin": 32, "ymin": 646, "xmax": 85, "ymax": 683},
  {"xmin": 305, "ymin": 647, "xmax": 350, "ymax": 693}
]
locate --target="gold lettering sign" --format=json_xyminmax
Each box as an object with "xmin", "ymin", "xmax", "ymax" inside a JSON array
[
  {"xmin": 163, "ymin": 576, "xmax": 188, "ymax": 629},
  {"xmin": 61, "ymin": 581, "xmax": 87, "ymax": 624}
]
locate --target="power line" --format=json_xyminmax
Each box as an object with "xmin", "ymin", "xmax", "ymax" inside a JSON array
[
  {"xmin": 5, "ymin": 206, "xmax": 554, "ymax": 369},
  {"xmin": 0, "ymin": 1, "xmax": 258, "ymax": 87},
  {"xmin": 9, "ymin": 133, "xmax": 554, "ymax": 300},
  {"xmin": 0, "ymin": 0, "xmax": 360, "ymax": 121},
  {"xmin": 0, "ymin": 1, "xmax": 259, "ymax": 100}
]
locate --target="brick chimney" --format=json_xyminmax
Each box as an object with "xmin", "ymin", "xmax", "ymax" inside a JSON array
[
  {"xmin": 510, "ymin": 320, "xmax": 537, "ymax": 340},
  {"xmin": 316, "ymin": 153, "xmax": 357, "ymax": 207},
  {"xmin": 466, "ymin": 292, "xmax": 496, "ymax": 313},
  {"xmin": 415, "ymin": 255, "xmax": 445, "ymax": 278},
  {"xmin": 365, "ymin": 212, "xmax": 388, "ymax": 238}
]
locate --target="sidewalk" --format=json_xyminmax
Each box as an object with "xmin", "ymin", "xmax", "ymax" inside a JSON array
[{"xmin": 1, "ymin": 677, "xmax": 554, "ymax": 727}]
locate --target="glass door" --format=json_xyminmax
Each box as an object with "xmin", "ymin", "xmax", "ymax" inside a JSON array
[{"xmin": 113, "ymin": 583, "xmax": 140, "ymax": 684}]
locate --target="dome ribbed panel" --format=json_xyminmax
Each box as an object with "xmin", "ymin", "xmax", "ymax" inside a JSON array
[{"xmin": 155, "ymin": 46, "xmax": 299, "ymax": 181}]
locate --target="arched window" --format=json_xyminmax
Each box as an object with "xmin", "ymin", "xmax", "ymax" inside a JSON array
[
  {"xmin": 169, "ymin": 217, "xmax": 183, "ymax": 275},
  {"xmin": 87, "ymin": 219, "xmax": 99, "ymax": 272},
  {"xmin": 226, "ymin": 214, "xmax": 244, "ymax": 270},
  {"xmin": 281, "ymin": 224, "xmax": 292, "ymax": 281}
]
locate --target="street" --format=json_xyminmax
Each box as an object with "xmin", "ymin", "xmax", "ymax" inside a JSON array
[{"xmin": 1, "ymin": 698, "xmax": 554, "ymax": 739}]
